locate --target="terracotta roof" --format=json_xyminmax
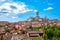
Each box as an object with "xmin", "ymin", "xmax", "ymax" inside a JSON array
[{"xmin": 0, "ymin": 32, "xmax": 5, "ymax": 34}]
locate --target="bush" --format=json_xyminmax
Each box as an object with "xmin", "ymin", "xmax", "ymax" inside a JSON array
[
  {"xmin": 44, "ymin": 26, "xmax": 60, "ymax": 40},
  {"xmin": 5, "ymin": 28, "xmax": 10, "ymax": 33}
]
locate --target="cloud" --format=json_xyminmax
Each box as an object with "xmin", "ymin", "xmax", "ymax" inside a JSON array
[
  {"xmin": 0, "ymin": 0, "xmax": 6, "ymax": 2},
  {"xmin": 34, "ymin": 10, "xmax": 38, "ymax": 12},
  {"xmin": 12, "ymin": 16, "xmax": 18, "ymax": 19},
  {"xmin": 5, "ymin": 13, "xmax": 10, "ymax": 16},
  {"xmin": 0, "ymin": 0, "xmax": 35, "ymax": 22},
  {"xmin": 0, "ymin": 2, "xmax": 33, "ymax": 14},
  {"xmin": 44, "ymin": 7, "xmax": 53, "ymax": 11},
  {"xmin": 0, "ymin": 0, "xmax": 35, "ymax": 14},
  {"xmin": 0, "ymin": 0, "xmax": 13, "ymax": 3},
  {"xmin": 0, "ymin": 0, "xmax": 39, "ymax": 22}
]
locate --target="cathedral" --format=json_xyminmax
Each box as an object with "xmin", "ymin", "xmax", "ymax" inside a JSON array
[
  {"xmin": 23, "ymin": 11, "xmax": 60, "ymax": 27},
  {"xmin": 0, "ymin": 11, "xmax": 60, "ymax": 28}
]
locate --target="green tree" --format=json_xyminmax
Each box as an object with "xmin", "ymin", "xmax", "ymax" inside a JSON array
[{"xmin": 5, "ymin": 28, "xmax": 10, "ymax": 33}]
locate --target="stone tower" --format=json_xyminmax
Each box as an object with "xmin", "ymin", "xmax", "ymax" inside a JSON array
[{"xmin": 34, "ymin": 10, "xmax": 39, "ymax": 18}]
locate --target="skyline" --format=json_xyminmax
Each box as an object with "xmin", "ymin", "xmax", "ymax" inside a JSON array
[{"xmin": 0, "ymin": 0, "xmax": 60, "ymax": 22}]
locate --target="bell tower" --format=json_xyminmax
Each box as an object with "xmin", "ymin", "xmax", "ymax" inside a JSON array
[{"xmin": 34, "ymin": 10, "xmax": 39, "ymax": 18}]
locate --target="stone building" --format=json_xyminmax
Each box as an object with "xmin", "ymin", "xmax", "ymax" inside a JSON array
[
  {"xmin": 27, "ymin": 29, "xmax": 43, "ymax": 37},
  {"xmin": 0, "ymin": 11, "xmax": 60, "ymax": 28},
  {"xmin": 24, "ymin": 11, "xmax": 60, "ymax": 27}
]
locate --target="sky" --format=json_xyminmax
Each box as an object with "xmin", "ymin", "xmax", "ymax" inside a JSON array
[{"xmin": 0, "ymin": 0, "xmax": 60, "ymax": 22}]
